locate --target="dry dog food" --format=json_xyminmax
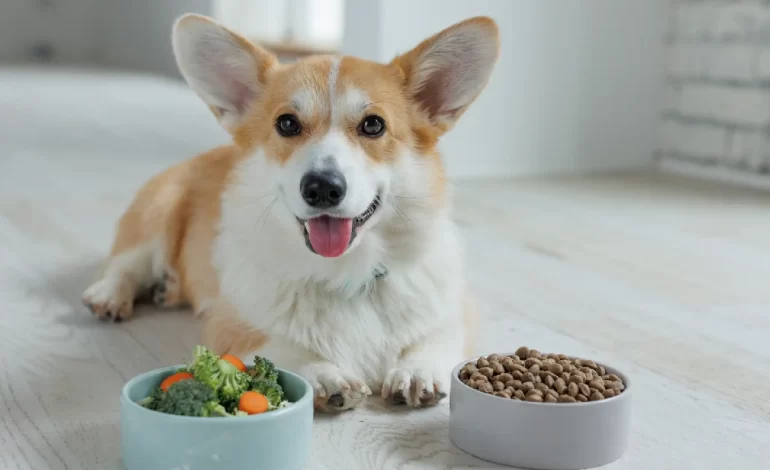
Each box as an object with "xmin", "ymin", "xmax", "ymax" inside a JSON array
[{"xmin": 459, "ymin": 346, "xmax": 626, "ymax": 403}]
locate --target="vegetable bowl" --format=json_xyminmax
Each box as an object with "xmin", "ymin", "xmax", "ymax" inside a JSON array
[{"xmin": 120, "ymin": 346, "xmax": 313, "ymax": 470}]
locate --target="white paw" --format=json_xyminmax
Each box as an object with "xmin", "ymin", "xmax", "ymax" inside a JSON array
[
  {"xmin": 382, "ymin": 364, "xmax": 448, "ymax": 407},
  {"xmin": 82, "ymin": 276, "xmax": 135, "ymax": 322},
  {"xmin": 299, "ymin": 363, "xmax": 371, "ymax": 412}
]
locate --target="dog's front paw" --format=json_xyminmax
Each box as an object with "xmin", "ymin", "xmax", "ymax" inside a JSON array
[
  {"xmin": 82, "ymin": 277, "xmax": 135, "ymax": 322},
  {"xmin": 382, "ymin": 364, "xmax": 448, "ymax": 407},
  {"xmin": 300, "ymin": 363, "xmax": 371, "ymax": 412}
]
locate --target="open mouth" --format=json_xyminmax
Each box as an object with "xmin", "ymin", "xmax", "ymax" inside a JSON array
[{"xmin": 297, "ymin": 196, "xmax": 381, "ymax": 257}]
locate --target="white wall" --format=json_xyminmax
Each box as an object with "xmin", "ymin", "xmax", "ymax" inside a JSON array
[
  {"xmin": 344, "ymin": 0, "xmax": 667, "ymax": 180},
  {"xmin": 659, "ymin": 0, "xmax": 770, "ymax": 176}
]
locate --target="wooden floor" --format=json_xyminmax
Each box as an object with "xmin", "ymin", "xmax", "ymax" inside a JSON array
[{"xmin": 1, "ymin": 154, "xmax": 769, "ymax": 469}]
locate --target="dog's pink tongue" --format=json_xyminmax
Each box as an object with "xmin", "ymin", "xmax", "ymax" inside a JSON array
[{"xmin": 307, "ymin": 216, "xmax": 353, "ymax": 257}]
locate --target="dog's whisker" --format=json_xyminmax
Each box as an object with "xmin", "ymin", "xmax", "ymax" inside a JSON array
[
  {"xmin": 256, "ymin": 196, "xmax": 278, "ymax": 228},
  {"xmin": 389, "ymin": 201, "xmax": 411, "ymax": 223}
]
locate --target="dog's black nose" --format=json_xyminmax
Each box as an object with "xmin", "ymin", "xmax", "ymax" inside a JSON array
[{"xmin": 300, "ymin": 170, "xmax": 347, "ymax": 208}]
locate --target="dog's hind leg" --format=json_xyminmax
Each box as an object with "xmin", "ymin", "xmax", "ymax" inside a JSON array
[{"xmin": 83, "ymin": 169, "xmax": 186, "ymax": 321}]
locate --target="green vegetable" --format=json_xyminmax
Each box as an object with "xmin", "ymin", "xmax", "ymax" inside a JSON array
[
  {"xmin": 190, "ymin": 345, "xmax": 250, "ymax": 401},
  {"xmin": 136, "ymin": 345, "xmax": 293, "ymax": 417},
  {"xmin": 137, "ymin": 385, "xmax": 164, "ymax": 410},
  {"xmin": 249, "ymin": 355, "xmax": 279, "ymax": 383},
  {"xmin": 149, "ymin": 380, "xmax": 234, "ymax": 417},
  {"xmin": 250, "ymin": 378, "xmax": 285, "ymax": 409}
]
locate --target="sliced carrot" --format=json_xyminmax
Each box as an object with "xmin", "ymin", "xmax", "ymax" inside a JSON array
[
  {"xmin": 239, "ymin": 391, "xmax": 269, "ymax": 414},
  {"xmin": 221, "ymin": 354, "xmax": 247, "ymax": 372},
  {"xmin": 160, "ymin": 372, "xmax": 194, "ymax": 392}
]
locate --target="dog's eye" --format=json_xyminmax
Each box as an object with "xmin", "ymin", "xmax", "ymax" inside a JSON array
[
  {"xmin": 359, "ymin": 115, "xmax": 385, "ymax": 137},
  {"xmin": 276, "ymin": 114, "xmax": 301, "ymax": 137}
]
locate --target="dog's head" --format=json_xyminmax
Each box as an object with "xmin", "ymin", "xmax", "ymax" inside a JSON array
[{"xmin": 172, "ymin": 14, "xmax": 499, "ymax": 260}]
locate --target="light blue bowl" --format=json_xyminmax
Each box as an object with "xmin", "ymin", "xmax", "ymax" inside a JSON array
[{"xmin": 120, "ymin": 365, "xmax": 314, "ymax": 470}]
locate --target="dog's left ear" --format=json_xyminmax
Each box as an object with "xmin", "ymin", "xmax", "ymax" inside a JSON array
[
  {"xmin": 391, "ymin": 17, "xmax": 500, "ymax": 131},
  {"xmin": 172, "ymin": 14, "xmax": 278, "ymax": 132}
]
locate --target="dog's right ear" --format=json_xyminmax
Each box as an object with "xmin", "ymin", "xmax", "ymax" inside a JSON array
[{"xmin": 172, "ymin": 14, "xmax": 278, "ymax": 132}]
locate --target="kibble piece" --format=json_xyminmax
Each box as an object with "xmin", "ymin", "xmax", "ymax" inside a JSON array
[
  {"xmin": 557, "ymin": 354, "xmax": 569, "ymax": 360},
  {"xmin": 515, "ymin": 346, "xmax": 530, "ymax": 359},
  {"xmin": 493, "ymin": 381, "xmax": 505, "ymax": 392},
  {"xmin": 558, "ymin": 359, "xmax": 572, "ymax": 367},
  {"xmin": 602, "ymin": 389, "xmax": 616, "ymax": 398},
  {"xmin": 520, "ymin": 382, "xmax": 535, "ymax": 393},
  {"xmin": 569, "ymin": 374, "xmax": 585, "ymax": 385},
  {"xmin": 536, "ymin": 383, "xmax": 550, "ymax": 394},
  {"xmin": 491, "ymin": 362, "xmax": 505, "ymax": 375},
  {"xmin": 460, "ymin": 369, "xmax": 471, "ymax": 381},
  {"xmin": 514, "ymin": 389, "xmax": 526, "ymax": 400},
  {"xmin": 494, "ymin": 391, "xmax": 509, "ymax": 398},
  {"xmin": 530, "ymin": 349, "xmax": 542, "ymax": 359},
  {"xmin": 502, "ymin": 357, "xmax": 515, "ymax": 372},
  {"xmin": 563, "ymin": 364, "xmax": 574, "ymax": 373},
  {"xmin": 588, "ymin": 379, "xmax": 605, "ymax": 392},
  {"xmin": 479, "ymin": 367, "xmax": 494, "ymax": 378},
  {"xmin": 478, "ymin": 382, "xmax": 494, "ymax": 394},
  {"xmin": 512, "ymin": 364, "xmax": 527, "ymax": 374},
  {"xmin": 505, "ymin": 386, "xmax": 516, "ymax": 396},
  {"xmin": 607, "ymin": 374, "xmax": 621, "ymax": 382},
  {"xmin": 559, "ymin": 394, "xmax": 577, "ymax": 403},
  {"xmin": 576, "ymin": 394, "xmax": 588, "ymax": 402},
  {"xmin": 589, "ymin": 390, "xmax": 604, "ymax": 401},
  {"xmin": 470, "ymin": 372, "xmax": 488, "ymax": 382},
  {"xmin": 497, "ymin": 373, "xmax": 513, "ymax": 384},
  {"xmin": 534, "ymin": 375, "xmax": 542, "ymax": 384},
  {"xmin": 524, "ymin": 358, "xmax": 542, "ymax": 368},
  {"xmin": 561, "ymin": 372, "xmax": 571, "ymax": 382},
  {"xmin": 578, "ymin": 383, "xmax": 591, "ymax": 397},
  {"xmin": 573, "ymin": 359, "xmax": 583, "ymax": 367},
  {"xmin": 526, "ymin": 393, "xmax": 543, "ymax": 402},
  {"xmin": 580, "ymin": 367, "xmax": 595, "ymax": 377},
  {"xmin": 487, "ymin": 353, "xmax": 500, "ymax": 361},
  {"xmin": 544, "ymin": 375, "xmax": 555, "ymax": 388},
  {"xmin": 523, "ymin": 372, "xmax": 535, "ymax": 383},
  {"xmin": 513, "ymin": 379, "xmax": 523, "ymax": 389},
  {"xmin": 544, "ymin": 393, "xmax": 558, "ymax": 403},
  {"xmin": 526, "ymin": 387, "xmax": 543, "ymax": 397},
  {"xmin": 548, "ymin": 363, "xmax": 564, "ymax": 375},
  {"xmin": 598, "ymin": 365, "xmax": 606, "ymax": 376},
  {"xmin": 512, "ymin": 370, "xmax": 524, "ymax": 381},
  {"xmin": 554, "ymin": 378, "xmax": 567, "ymax": 394},
  {"xmin": 569, "ymin": 371, "xmax": 586, "ymax": 384},
  {"xmin": 477, "ymin": 357, "xmax": 490, "ymax": 368},
  {"xmin": 568, "ymin": 382, "xmax": 579, "ymax": 397},
  {"xmin": 529, "ymin": 364, "xmax": 541, "ymax": 375}
]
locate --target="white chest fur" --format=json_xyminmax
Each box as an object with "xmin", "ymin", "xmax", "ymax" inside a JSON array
[{"xmin": 211, "ymin": 158, "xmax": 466, "ymax": 387}]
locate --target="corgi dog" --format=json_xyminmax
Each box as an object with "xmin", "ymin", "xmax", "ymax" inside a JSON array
[{"xmin": 82, "ymin": 13, "xmax": 499, "ymax": 411}]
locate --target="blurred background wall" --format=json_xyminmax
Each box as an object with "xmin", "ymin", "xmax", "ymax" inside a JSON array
[
  {"xmin": 659, "ymin": 1, "xmax": 770, "ymax": 186},
  {"xmin": 10, "ymin": 0, "xmax": 768, "ymax": 187}
]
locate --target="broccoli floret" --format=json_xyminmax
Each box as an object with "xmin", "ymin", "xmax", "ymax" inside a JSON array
[
  {"xmin": 137, "ymin": 386, "xmax": 165, "ymax": 410},
  {"xmin": 190, "ymin": 345, "xmax": 222, "ymax": 390},
  {"xmin": 190, "ymin": 345, "xmax": 251, "ymax": 401},
  {"xmin": 250, "ymin": 378, "xmax": 285, "ymax": 409},
  {"xmin": 154, "ymin": 379, "xmax": 229, "ymax": 417},
  {"xmin": 249, "ymin": 355, "xmax": 279, "ymax": 383}
]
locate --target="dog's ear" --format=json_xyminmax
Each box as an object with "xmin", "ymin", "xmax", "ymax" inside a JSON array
[
  {"xmin": 391, "ymin": 17, "xmax": 500, "ymax": 131},
  {"xmin": 172, "ymin": 14, "xmax": 278, "ymax": 132}
]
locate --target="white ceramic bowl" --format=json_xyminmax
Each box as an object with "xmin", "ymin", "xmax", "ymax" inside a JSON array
[{"xmin": 449, "ymin": 355, "xmax": 633, "ymax": 470}]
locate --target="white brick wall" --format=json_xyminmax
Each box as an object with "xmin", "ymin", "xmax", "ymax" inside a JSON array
[{"xmin": 660, "ymin": 0, "xmax": 770, "ymax": 174}]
